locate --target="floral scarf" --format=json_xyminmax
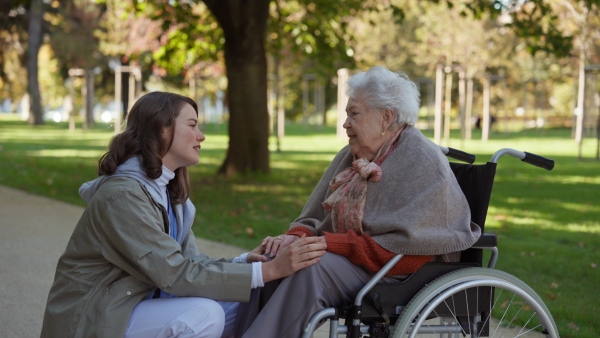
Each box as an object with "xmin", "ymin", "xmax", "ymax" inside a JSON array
[{"xmin": 322, "ymin": 126, "xmax": 405, "ymax": 234}]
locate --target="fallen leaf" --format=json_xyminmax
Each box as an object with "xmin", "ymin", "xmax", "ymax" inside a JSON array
[
  {"xmin": 567, "ymin": 322, "xmax": 579, "ymax": 331},
  {"xmin": 578, "ymin": 242, "xmax": 585, "ymax": 248},
  {"xmin": 245, "ymin": 227, "xmax": 254, "ymax": 236},
  {"xmin": 545, "ymin": 293, "xmax": 557, "ymax": 301},
  {"xmin": 591, "ymin": 262, "xmax": 597, "ymax": 269},
  {"xmin": 550, "ymin": 282, "xmax": 558, "ymax": 289}
]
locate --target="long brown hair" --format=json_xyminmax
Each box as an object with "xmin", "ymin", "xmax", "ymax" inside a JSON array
[{"xmin": 98, "ymin": 91, "xmax": 198, "ymax": 204}]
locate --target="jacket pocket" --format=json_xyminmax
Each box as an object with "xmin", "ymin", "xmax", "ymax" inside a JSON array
[{"xmin": 76, "ymin": 271, "xmax": 152, "ymax": 337}]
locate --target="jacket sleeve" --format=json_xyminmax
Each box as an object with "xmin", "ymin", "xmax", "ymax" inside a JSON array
[{"xmin": 90, "ymin": 186, "xmax": 252, "ymax": 302}]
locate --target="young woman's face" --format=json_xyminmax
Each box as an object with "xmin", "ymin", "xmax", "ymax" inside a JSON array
[
  {"xmin": 161, "ymin": 103, "xmax": 205, "ymax": 171},
  {"xmin": 343, "ymin": 94, "xmax": 389, "ymax": 161}
]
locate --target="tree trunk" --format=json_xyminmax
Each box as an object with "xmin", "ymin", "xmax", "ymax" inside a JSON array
[
  {"xmin": 27, "ymin": 0, "xmax": 44, "ymax": 125},
  {"xmin": 204, "ymin": 0, "xmax": 271, "ymax": 176}
]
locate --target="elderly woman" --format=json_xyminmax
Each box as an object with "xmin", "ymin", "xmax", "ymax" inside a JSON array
[{"xmin": 234, "ymin": 66, "xmax": 481, "ymax": 338}]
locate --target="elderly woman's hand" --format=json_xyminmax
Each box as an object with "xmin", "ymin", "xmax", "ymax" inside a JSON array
[{"xmin": 263, "ymin": 234, "xmax": 299, "ymax": 258}]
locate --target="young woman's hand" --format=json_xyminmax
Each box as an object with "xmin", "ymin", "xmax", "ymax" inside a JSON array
[
  {"xmin": 262, "ymin": 234, "xmax": 299, "ymax": 258},
  {"xmin": 261, "ymin": 235, "xmax": 327, "ymax": 283},
  {"xmin": 246, "ymin": 245, "xmax": 268, "ymax": 263}
]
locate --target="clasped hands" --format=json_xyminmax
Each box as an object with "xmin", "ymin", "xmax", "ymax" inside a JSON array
[{"xmin": 246, "ymin": 234, "xmax": 328, "ymax": 283}]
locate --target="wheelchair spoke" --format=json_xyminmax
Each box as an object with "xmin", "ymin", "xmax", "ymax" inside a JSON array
[
  {"xmin": 465, "ymin": 289, "xmax": 472, "ymax": 336},
  {"xmin": 441, "ymin": 297, "xmax": 468, "ymax": 337},
  {"xmin": 491, "ymin": 290, "xmax": 514, "ymax": 338}
]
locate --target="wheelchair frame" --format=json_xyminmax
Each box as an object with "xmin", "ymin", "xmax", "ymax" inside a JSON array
[{"xmin": 302, "ymin": 147, "xmax": 558, "ymax": 338}]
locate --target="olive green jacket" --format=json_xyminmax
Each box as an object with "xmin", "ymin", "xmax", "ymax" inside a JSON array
[{"xmin": 41, "ymin": 173, "xmax": 252, "ymax": 337}]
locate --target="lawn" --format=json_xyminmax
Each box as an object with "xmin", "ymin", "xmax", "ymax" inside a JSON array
[{"xmin": 0, "ymin": 115, "xmax": 598, "ymax": 337}]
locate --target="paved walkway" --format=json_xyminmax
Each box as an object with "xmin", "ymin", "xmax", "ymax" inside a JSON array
[{"xmin": 0, "ymin": 185, "xmax": 329, "ymax": 337}]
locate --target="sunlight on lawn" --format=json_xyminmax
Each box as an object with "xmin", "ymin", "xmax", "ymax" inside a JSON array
[
  {"xmin": 231, "ymin": 184, "xmax": 274, "ymax": 193},
  {"xmin": 26, "ymin": 149, "xmax": 104, "ymax": 158},
  {"xmin": 486, "ymin": 219, "xmax": 600, "ymax": 234},
  {"xmin": 544, "ymin": 175, "xmax": 600, "ymax": 185},
  {"xmin": 558, "ymin": 201, "xmax": 600, "ymax": 214},
  {"xmin": 487, "ymin": 204, "xmax": 600, "ymax": 234},
  {"xmin": 198, "ymin": 156, "xmax": 223, "ymax": 166}
]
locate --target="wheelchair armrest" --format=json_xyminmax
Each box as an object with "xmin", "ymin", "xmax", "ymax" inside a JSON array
[
  {"xmin": 471, "ymin": 233, "xmax": 497, "ymax": 248},
  {"xmin": 469, "ymin": 233, "xmax": 498, "ymax": 268}
]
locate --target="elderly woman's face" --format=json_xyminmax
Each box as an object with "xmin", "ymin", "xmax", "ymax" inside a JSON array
[{"xmin": 343, "ymin": 94, "xmax": 389, "ymax": 161}]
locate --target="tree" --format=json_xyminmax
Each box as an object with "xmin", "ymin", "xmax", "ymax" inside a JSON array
[
  {"xmin": 26, "ymin": 0, "xmax": 44, "ymax": 125},
  {"xmin": 0, "ymin": 0, "xmax": 29, "ymax": 105},
  {"xmin": 2, "ymin": 0, "xmax": 96, "ymax": 125},
  {"xmin": 202, "ymin": 1, "xmax": 272, "ymax": 175}
]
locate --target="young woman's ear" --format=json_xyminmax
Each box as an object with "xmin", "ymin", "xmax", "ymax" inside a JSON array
[{"xmin": 161, "ymin": 127, "xmax": 170, "ymax": 141}]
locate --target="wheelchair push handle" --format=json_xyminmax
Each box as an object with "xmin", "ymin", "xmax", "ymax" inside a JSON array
[
  {"xmin": 523, "ymin": 151, "xmax": 555, "ymax": 171},
  {"xmin": 491, "ymin": 148, "xmax": 555, "ymax": 171},
  {"xmin": 440, "ymin": 146, "xmax": 476, "ymax": 164}
]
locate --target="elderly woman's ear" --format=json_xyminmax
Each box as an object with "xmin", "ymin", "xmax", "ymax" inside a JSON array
[{"xmin": 382, "ymin": 109, "xmax": 395, "ymax": 134}]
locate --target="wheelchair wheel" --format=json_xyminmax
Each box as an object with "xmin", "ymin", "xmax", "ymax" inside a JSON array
[{"xmin": 391, "ymin": 267, "xmax": 558, "ymax": 338}]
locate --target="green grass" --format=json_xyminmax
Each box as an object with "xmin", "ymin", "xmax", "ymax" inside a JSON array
[{"xmin": 1, "ymin": 115, "xmax": 598, "ymax": 337}]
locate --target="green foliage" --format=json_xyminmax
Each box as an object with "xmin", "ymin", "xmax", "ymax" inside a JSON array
[
  {"xmin": 268, "ymin": 0, "xmax": 365, "ymax": 75},
  {"xmin": 140, "ymin": 1, "xmax": 223, "ymax": 75},
  {"xmin": 143, "ymin": 0, "xmax": 405, "ymax": 78},
  {"xmin": 441, "ymin": 0, "xmax": 579, "ymax": 58}
]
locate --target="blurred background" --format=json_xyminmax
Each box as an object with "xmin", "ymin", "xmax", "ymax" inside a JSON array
[{"xmin": 1, "ymin": 1, "xmax": 599, "ymax": 171}]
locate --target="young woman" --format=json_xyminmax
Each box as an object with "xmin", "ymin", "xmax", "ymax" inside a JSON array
[{"xmin": 40, "ymin": 91, "xmax": 326, "ymax": 338}]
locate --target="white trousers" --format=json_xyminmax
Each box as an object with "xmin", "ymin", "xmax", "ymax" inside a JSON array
[{"xmin": 124, "ymin": 297, "xmax": 238, "ymax": 338}]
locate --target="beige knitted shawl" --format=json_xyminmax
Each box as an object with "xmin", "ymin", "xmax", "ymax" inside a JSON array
[{"xmin": 290, "ymin": 126, "xmax": 481, "ymax": 256}]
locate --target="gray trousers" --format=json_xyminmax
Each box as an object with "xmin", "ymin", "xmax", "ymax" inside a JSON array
[{"xmin": 234, "ymin": 252, "xmax": 396, "ymax": 338}]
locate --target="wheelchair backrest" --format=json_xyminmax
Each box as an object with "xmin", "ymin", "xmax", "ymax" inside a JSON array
[{"xmin": 449, "ymin": 162, "xmax": 498, "ymax": 265}]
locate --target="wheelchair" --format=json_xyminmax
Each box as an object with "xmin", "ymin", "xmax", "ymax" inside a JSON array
[{"xmin": 302, "ymin": 147, "xmax": 559, "ymax": 338}]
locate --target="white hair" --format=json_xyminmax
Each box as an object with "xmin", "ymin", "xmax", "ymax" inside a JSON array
[{"xmin": 346, "ymin": 66, "xmax": 420, "ymax": 126}]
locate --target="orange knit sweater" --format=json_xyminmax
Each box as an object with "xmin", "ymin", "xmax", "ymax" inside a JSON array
[{"xmin": 286, "ymin": 226, "xmax": 432, "ymax": 276}]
